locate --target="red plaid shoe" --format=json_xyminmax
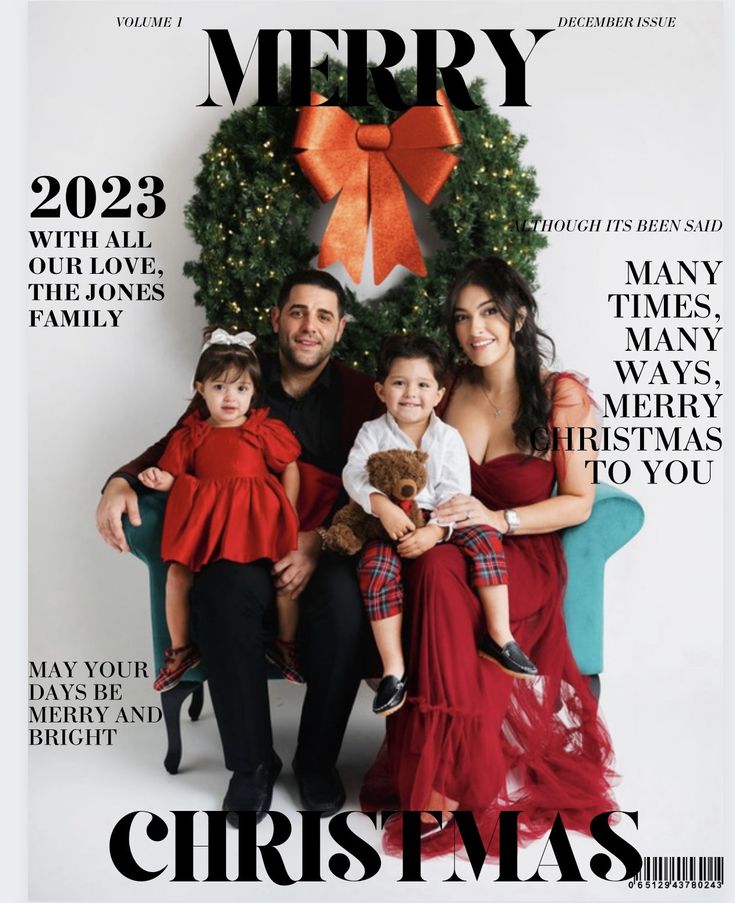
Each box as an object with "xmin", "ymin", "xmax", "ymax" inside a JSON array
[
  {"xmin": 265, "ymin": 639, "xmax": 305, "ymax": 684},
  {"xmin": 153, "ymin": 644, "xmax": 201, "ymax": 692}
]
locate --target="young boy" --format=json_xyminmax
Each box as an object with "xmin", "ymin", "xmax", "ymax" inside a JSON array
[{"xmin": 343, "ymin": 334, "xmax": 537, "ymax": 716}]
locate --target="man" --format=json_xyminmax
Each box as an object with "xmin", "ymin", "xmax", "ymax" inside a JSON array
[{"xmin": 96, "ymin": 270, "xmax": 381, "ymax": 823}]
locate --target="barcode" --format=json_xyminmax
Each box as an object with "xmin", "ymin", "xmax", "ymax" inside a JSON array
[{"xmin": 635, "ymin": 856, "xmax": 724, "ymax": 883}]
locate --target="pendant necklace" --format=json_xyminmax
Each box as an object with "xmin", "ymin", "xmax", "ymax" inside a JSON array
[{"xmin": 480, "ymin": 383, "xmax": 503, "ymax": 418}]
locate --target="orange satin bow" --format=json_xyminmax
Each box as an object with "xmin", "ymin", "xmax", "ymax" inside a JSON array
[{"xmin": 293, "ymin": 90, "xmax": 462, "ymax": 284}]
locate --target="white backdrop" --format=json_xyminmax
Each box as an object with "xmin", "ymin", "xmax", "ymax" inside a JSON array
[{"xmin": 24, "ymin": 2, "xmax": 726, "ymax": 901}]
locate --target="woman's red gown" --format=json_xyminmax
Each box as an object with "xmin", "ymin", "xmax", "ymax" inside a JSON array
[{"xmin": 360, "ymin": 373, "xmax": 617, "ymax": 857}]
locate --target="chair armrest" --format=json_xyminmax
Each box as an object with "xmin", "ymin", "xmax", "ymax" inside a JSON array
[
  {"xmin": 123, "ymin": 492, "xmax": 205, "ymax": 679},
  {"xmin": 562, "ymin": 483, "xmax": 644, "ymax": 675},
  {"xmin": 123, "ymin": 491, "xmax": 166, "ymax": 564}
]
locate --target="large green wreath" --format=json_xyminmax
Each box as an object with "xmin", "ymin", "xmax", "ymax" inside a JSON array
[{"xmin": 184, "ymin": 62, "xmax": 546, "ymax": 372}]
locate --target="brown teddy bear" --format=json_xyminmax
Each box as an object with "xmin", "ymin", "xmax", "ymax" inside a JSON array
[{"xmin": 324, "ymin": 448, "xmax": 429, "ymax": 555}]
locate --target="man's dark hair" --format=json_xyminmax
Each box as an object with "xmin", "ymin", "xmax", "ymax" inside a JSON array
[
  {"xmin": 376, "ymin": 334, "xmax": 449, "ymax": 385},
  {"xmin": 276, "ymin": 269, "xmax": 347, "ymax": 317}
]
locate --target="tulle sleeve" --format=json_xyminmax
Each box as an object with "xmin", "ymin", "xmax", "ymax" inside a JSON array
[
  {"xmin": 257, "ymin": 414, "xmax": 301, "ymax": 473},
  {"xmin": 548, "ymin": 371, "xmax": 600, "ymax": 481},
  {"xmin": 157, "ymin": 427, "xmax": 194, "ymax": 477}
]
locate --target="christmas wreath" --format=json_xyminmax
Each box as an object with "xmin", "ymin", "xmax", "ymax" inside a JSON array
[{"xmin": 184, "ymin": 62, "xmax": 546, "ymax": 371}]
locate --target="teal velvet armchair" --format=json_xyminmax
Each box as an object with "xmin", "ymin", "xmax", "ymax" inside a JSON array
[{"xmin": 123, "ymin": 482, "xmax": 644, "ymax": 772}]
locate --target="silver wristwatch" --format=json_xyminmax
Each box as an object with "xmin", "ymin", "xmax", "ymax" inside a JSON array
[{"xmin": 503, "ymin": 509, "xmax": 520, "ymax": 535}]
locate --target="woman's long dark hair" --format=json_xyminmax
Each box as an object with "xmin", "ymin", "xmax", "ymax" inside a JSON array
[{"xmin": 444, "ymin": 256, "xmax": 555, "ymax": 453}]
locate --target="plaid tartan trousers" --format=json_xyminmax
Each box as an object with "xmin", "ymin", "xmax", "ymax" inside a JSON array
[{"xmin": 358, "ymin": 524, "xmax": 508, "ymax": 621}]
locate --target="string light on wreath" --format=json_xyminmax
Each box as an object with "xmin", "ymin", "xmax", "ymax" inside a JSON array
[{"xmin": 184, "ymin": 62, "xmax": 546, "ymax": 371}]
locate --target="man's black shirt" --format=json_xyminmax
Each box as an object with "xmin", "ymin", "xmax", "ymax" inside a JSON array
[{"xmin": 261, "ymin": 357, "xmax": 344, "ymax": 476}]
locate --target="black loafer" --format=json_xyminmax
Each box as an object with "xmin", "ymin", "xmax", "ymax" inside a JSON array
[
  {"xmin": 372, "ymin": 673, "xmax": 407, "ymax": 716},
  {"xmin": 292, "ymin": 760, "xmax": 346, "ymax": 817},
  {"xmin": 478, "ymin": 634, "xmax": 538, "ymax": 679},
  {"xmin": 223, "ymin": 752, "xmax": 282, "ymax": 827}
]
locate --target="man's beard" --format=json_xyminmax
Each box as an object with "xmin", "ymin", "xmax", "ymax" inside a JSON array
[{"xmin": 279, "ymin": 336, "xmax": 332, "ymax": 372}]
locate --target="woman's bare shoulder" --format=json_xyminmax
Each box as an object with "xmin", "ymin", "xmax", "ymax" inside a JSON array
[{"xmin": 438, "ymin": 365, "xmax": 472, "ymax": 416}]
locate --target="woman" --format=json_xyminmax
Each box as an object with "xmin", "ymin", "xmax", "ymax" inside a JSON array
[{"xmin": 360, "ymin": 256, "xmax": 617, "ymax": 857}]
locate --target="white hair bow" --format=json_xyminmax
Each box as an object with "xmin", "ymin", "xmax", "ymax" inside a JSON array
[{"xmin": 200, "ymin": 328, "xmax": 256, "ymax": 354}]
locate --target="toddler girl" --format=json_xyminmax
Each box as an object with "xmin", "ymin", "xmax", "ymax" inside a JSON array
[{"xmin": 139, "ymin": 328, "xmax": 303, "ymax": 690}]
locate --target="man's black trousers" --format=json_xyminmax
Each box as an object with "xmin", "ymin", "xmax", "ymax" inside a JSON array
[{"xmin": 191, "ymin": 553, "xmax": 367, "ymax": 774}]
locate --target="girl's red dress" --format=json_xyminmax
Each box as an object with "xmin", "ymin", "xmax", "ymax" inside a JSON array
[
  {"xmin": 360, "ymin": 372, "xmax": 617, "ymax": 858},
  {"xmin": 158, "ymin": 407, "xmax": 300, "ymax": 571}
]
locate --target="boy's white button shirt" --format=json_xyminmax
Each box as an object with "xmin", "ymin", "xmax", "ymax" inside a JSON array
[{"xmin": 342, "ymin": 412, "xmax": 472, "ymax": 524}]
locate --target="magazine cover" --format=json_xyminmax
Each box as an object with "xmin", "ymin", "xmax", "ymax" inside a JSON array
[{"xmin": 16, "ymin": 0, "xmax": 729, "ymax": 900}]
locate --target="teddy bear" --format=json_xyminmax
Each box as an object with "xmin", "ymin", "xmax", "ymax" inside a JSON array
[{"xmin": 323, "ymin": 448, "xmax": 429, "ymax": 556}]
